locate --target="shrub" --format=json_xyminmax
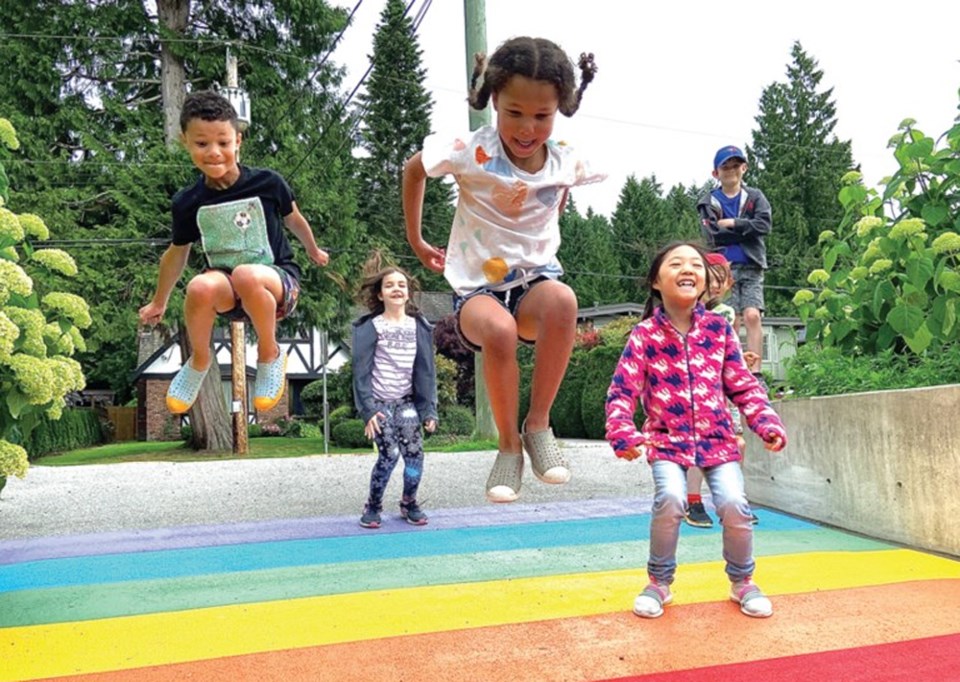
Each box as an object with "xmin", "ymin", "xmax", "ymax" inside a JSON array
[
  {"xmin": 332, "ymin": 418, "xmax": 369, "ymax": 448},
  {"xmin": 793, "ymin": 109, "xmax": 960, "ymax": 356},
  {"xmin": 328, "ymin": 404, "xmax": 354, "ymax": 432},
  {"xmin": 579, "ymin": 345, "xmax": 633, "ymax": 440},
  {"xmin": 300, "ymin": 379, "xmax": 326, "ymax": 420},
  {"xmin": 248, "ymin": 423, "xmax": 263, "ymax": 438},
  {"xmin": 23, "ymin": 408, "xmax": 104, "ymax": 459},
  {"xmin": 0, "ymin": 117, "xmax": 90, "ymax": 480},
  {"xmin": 435, "ymin": 404, "xmax": 475, "ymax": 437},
  {"xmin": 550, "ymin": 355, "xmax": 587, "ymax": 438}
]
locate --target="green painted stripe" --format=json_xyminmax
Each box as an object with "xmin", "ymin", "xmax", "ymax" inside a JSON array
[{"xmin": 2, "ymin": 528, "xmax": 889, "ymax": 627}]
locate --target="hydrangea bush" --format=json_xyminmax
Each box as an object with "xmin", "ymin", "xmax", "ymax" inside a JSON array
[
  {"xmin": 793, "ymin": 97, "xmax": 960, "ymax": 356},
  {"xmin": 0, "ymin": 117, "xmax": 90, "ymax": 493}
]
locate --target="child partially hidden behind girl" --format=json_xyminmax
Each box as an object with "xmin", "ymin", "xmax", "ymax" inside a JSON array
[
  {"xmin": 353, "ymin": 254, "xmax": 438, "ymax": 529},
  {"xmin": 605, "ymin": 241, "xmax": 786, "ymax": 619}
]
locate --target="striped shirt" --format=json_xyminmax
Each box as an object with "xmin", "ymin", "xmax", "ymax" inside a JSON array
[{"xmin": 371, "ymin": 314, "xmax": 417, "ymax": 401}]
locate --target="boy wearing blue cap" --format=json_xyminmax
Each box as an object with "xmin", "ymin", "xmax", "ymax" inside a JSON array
[{"xmin": 697, "ymin": 145, "xmax": 772, "ymax": 383}]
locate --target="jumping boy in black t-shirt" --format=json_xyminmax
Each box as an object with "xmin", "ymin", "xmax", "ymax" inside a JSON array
[{"xmin": 139, "ymin": 90, "xmax": 328, "ymax": 414}]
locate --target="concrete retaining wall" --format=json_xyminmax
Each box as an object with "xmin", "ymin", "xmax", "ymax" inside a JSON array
[{"xmin": 742, "ymin": 384, "xmax": 960, "ymax": 557}]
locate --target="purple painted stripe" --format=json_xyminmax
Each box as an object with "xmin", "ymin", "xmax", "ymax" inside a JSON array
[{"xmin": 0, "ymin": 496, "xmax": 652, "ymax": 565}]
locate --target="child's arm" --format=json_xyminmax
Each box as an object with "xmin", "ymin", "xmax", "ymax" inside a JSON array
[
  {"xmin": 351, "ymin": 322, "xmax": 383, "ymax": 439},
  {"xmin": 721, "ymin": 322, "xmax": 786, "ymax": 451},
  {"xmin": 604, "ymin": 329, "xmax": 649, "ymax": 459},
  {"xmin": 138, "ymin": 243, "xmax": 191, "ymax": 326},
  {"xmin": 726, "ymin": 191, "xmax": 772, "ymax": 238},
  {"xmin": 283, "ymin": 202, "xmax": 329, "ymax": 267},
  {"xmin": 403, "ymin": 152, "xmax": 445, "ymax": 273}
]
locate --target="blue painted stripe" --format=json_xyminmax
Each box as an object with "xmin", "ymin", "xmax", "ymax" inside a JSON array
[{"xmin": 0, "ymin": 510, "xmax": 817, "ymax": 592}]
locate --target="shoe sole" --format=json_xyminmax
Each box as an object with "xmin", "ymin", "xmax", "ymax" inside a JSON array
[
  {"xmin": 486, "ymin": 487, "xmax": 519, "ymax": 503},
  {"xmin": 359, "ymin": 520, "xmax": 381, "ymax": 529},
  {"xmin": 400, "ymin": 512, "xmax": 428, "ymax": 526},
  {"xmin": 531, "ymin": 466, "xmax": 571, "ymax": 485},
  {"xmin": 633, "ymin": 593, "xmax": 673, "ymax": 619},
  {"xmin": 683, "ymin": 517, "xmax": 714, "ymax": 528},
  {"xmin": 254, "ymin": 355, "xmax": 288, "ymax": 411}
]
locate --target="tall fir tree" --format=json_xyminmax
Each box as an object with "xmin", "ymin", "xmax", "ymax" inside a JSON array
[
  {"xmin": 355, "ymin": 0, "xmax": 453, "ymax": 289},
  {"xmin": 558, "ymin": 199, "xmax": 622, "ymax": 306},
  {"xmin": 610, "ymin": 174, "xmax": 679, "ymax": 301},
  {"xmin": 748, "ymin": 41, "xmax": 855, "ymax": 314}
]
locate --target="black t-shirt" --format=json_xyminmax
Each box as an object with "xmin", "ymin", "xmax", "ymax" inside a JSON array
[{"xmin": 171, "ymin": 165, "xmax": 301, "ymax": 280}]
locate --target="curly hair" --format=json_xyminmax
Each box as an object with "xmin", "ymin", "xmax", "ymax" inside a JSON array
[
  {"xmin": 468, "ymin": 37, "xmax": 597, "ymax": 117},
  {"xmin": 356, "ymin": 251, "xmax": 420, "ymax": 316},
  {"xmin": 180, "ymin": 90, "xmax": 238, "ymax": 132}
]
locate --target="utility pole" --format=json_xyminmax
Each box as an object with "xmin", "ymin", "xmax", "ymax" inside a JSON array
[
  {"xmin": 226, "ymin": 46, "xmax": 250, "ymax": 456},
  {"xmin": 463, "ymin": 0, "xmax": 497, "ymax": 440}
]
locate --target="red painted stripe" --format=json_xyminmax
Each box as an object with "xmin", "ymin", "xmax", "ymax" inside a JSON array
[{"xmin": 596, "ymin": 632, "xmax": 960, "ymax": 682}]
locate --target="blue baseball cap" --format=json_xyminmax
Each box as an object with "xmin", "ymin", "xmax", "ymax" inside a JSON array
[{"xmin": 714, "ymin": 145, "xmax": 746, "ymax": 169}]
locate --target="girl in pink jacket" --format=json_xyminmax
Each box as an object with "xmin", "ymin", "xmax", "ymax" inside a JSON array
[{"xmin": 605, "ymin": 241, "xmax": 786, "ymax": 619}]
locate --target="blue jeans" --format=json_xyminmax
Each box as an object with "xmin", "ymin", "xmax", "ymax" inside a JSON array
[{"xmin": 648, "ymin": 460, "xmax": 755, "ymax": 584}]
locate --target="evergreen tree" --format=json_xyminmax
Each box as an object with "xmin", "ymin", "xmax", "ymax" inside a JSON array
[
  {"xmin": 748, "ymin": 41, "xmax": 855, "ymax": 314},
  {"xmin": 355, "ymin": 0, "xmax": 453, "ymax": 289},
  {"xmin": 610, "ymin": 174, "xmax": 678, "ymax": 301},
  {"xmin": 0, "ymin": 0, "xmax": 363, "ymax": 407},
  {"xmin": 558, "ymin": 199, "xmax": 622, "ymax": 306}
]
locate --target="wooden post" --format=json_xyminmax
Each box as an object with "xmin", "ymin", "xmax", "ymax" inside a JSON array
[
  {"xmin": 463, "ymin": 0, "xmax": 497, "ymax": 440},
  {"xmin": 230, "ymin": 320, "xmax": 248, "ymax": 455}
]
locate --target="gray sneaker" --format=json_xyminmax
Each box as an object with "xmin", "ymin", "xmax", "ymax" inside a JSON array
[
  {"xmin": 359, "ymin": 502, "xmax": 382, "ymax": 529},
  {"xmin": 399, "ymin": 499, "xmax": 428, "ymax": 526}
]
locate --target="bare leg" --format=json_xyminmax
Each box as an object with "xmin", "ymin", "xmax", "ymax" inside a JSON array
[
  {"xmin": 515, "ymin": 281, "xmax": 578, "ymax": 432},
  {"xmin": 183, "ymin": 271, "xmax": 236, "ymax": 369},
  {"xmin": 231, "ymin": 264, "xmax": 284, "ymax": 363},
  {"xmin": 742, "ymin": 306, "xmax": 763, "ymax": 366},
  {"xmin": 458, "ymin": 296, "xmax": 522, "ymax": 455}
]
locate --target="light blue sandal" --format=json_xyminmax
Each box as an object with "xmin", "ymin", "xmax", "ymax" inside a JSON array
[
  {"xmin": 254, "ymin": 352, "xmax": 288, "ymax": 411},
  {"xmin": 166, "ymin": 359, "xmax": 210, "ymax": 414}
]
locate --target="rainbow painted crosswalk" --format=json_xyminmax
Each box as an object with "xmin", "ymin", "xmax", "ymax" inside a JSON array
[{"xmin": 2, "ymin": 498, "xmax": 958, "ymax": 681}]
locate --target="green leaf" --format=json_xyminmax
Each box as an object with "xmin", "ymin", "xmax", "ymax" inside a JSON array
[
  {"xmin": 921, "ymin": 202, "xmax": 949, "ymax": 227},
  {"xmin": 943, "ymin": 299, "xmax": 957, "ymax": 337},
  {"xmin": 904, "ymin": 322, "xmax": 933, "ymax": 354},
  {"xmin": 904, "ymin": 137, "xmax": 934, "ymax": 160},
  {"xmin": 876, "ymin": 323, "xmax": 897, "ymax": 351},
  {"xmin": 886, "ymin": 303, "xmax": 925, "ymax": 336},
  {"xmin": 830, "ymin": 319, "xmax": 856, "ymax": 343},
  {"xmin": 937, "ymin": 270, "xmax": 960, "ymax": 294},
  {"xmin": 872, "ymin": 280, "xmax": 896, "ymax": 317},
  {"xmin": 5, "ymin": 390, "xmax": 29, "ymax": 420},
  {"xmin": 901, "ymin": 283, "xmax": 927, "ymax": 308},
  {"xmin": 905, "ymin": 255, "xmax": 935, "ymax": 292}
]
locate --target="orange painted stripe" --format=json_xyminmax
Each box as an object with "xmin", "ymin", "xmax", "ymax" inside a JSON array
[{"xmin": 52, "ymin": 579, "xmax": 960, "ymax": 682}]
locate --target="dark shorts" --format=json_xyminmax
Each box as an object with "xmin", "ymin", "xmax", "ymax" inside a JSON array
[
  {"xmin": 452, "ymin": 276, "xmax": 550, "ymax": 353},
  {"xmin": 729, "ymin": 264, "xmax": 764, "ymax": 314},
  {"xmin": 208, "ymin": 265, "xmax": 301, "ymax": 322}
]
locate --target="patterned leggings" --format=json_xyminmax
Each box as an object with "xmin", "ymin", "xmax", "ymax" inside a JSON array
[{"xmin": 366, "ymin": 398, "xmax": 424, "ymax": 507}]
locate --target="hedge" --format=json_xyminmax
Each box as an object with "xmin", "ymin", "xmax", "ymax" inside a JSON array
[
  {"xmin": 332, "ymin": 419, "xmax": 369, "ymax": 448},
  {"xmin": 24, "ymin": 408, "xmax": 105, "ymax": 460},
  {"xmin": 435, "ymin": 404, "xmax": 475, "ymax": 437}
]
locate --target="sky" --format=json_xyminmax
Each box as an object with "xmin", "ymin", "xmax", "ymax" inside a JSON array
[{"xmin": 330, "ymin": 0, "xmax": 960, "ymax": 219}]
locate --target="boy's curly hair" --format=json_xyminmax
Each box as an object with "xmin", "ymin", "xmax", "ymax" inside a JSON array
[
  {"xmin": 180, "ymin": 90, "xmax": 238, "ymax": 132},
  {"xmin": 356, "ymin": 251, "xmax": 420, "ymax": 316},
  {"xmin": 468, "ymin": 37, "xmax": 597, "ymax": 117}
]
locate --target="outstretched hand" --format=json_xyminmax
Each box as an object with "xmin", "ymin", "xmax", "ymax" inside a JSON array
[
  {"xmin": 307, "ymin": 245, "xmax": 330, "ymax": 267},
  {"xmin": 138, "ymin": 301, "xmax": 166, "ymax": 327},
  {"xmin": 412, "ymin": 240, "xmax": 445, "ymax": 273}
]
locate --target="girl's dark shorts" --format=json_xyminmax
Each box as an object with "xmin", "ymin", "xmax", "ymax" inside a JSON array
[{"xmin": 452, "ymin": 276, "xmax": 551, "ymax": 353}]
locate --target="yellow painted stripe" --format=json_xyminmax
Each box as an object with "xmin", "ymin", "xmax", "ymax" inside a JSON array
[{"xmin": 3, "ymin": 549, "xmax": 958, "ymax": 681}]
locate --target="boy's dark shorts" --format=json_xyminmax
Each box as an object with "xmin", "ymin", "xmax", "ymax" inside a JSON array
[
  {"xmin": 729, "ymin": 263, "xmax": 764, "ymax": 313},
  {"xmin": 452, "ymin": 276, "xmax": 550, "ymax": 353},
  {"xmin": 208, "ymin": 265, "xmax": 300, "ymax": 321}
]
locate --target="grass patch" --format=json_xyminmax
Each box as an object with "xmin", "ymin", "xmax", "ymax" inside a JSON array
[{"xmin": 36, "ymin": 436, "xmax": 499, "ymax": 466}]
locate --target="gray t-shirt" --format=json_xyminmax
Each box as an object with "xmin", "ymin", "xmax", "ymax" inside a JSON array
[{"xmin": 371, "ymin": 315, "xmax": 417, "ymax": 401}]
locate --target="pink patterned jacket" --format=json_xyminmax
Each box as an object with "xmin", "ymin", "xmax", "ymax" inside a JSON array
[{"xmin": 605, "ymin": 304, "xmax": 786, "ymax": 467}]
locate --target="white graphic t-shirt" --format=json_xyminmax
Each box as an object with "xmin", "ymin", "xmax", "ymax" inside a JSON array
[
  {"xmin": 371, "ymin": 315, "xmax": 417, "ymax": 402},
  {"xmin": 420, "ymin": 126, "xmax": 605, "ymax": 296}
]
